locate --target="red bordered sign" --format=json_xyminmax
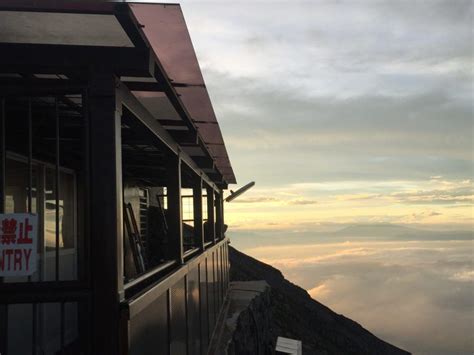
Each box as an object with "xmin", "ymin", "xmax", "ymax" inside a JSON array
[{"xmin": 0, "ymin": 213, "xmax": 38, "ymax": 276}]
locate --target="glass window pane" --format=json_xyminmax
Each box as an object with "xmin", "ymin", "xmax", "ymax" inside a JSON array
[
  {"xmin": 44, "ymin": 167, "xmax": 77, "ymax": 281},
  {"xmin": 4, "ymin": 157, "xmax": 40, "ymax": 282},
  {"xmin": 202, "ymin": 190, "xmax": 208, "ymax": 221}
]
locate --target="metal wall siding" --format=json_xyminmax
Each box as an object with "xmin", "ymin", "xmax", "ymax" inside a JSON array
[
  {"xmin": 170, "ymin": 277, "xmax": 187, "ymax": 355},
  {"xmin": 213, "ymin": 250, "xmax": 218, "ymax": 313},
  {"xmin": 217, "ymin": 250, "xmax": 221, "ymax": 315},
  {"xmin": 207, "ymin": 252, "xmax": 215, "ymax": 336},
  {"xmin": 216, "ymin": 247, "xmax": 222, "ymax": 309},
  {"xmin": 5, "ymin": 301, "xmax": 81, "ymax": 355},
  {"xmin": 221, "ymin": 246, "xmax": 225, "ymax": 301},
  {"xmin": 187, "ymin": 266, "xmax": 200, "ymax": 355},
  {"xmin": 212, "ymin": 251, "xmax": 218, "ymax": 327},
  {"xmin": 225, "ymin": 244, "xmax": 229, "ymax": 289},
  {"xmin": 222, "ymin": 246, "xmax": 225, "ymax": 297},
  {"xmin": 222, "ymin": 245, "xmax": 227, "ymax": 290},
  {"xmin": 129, "ymin": 292, "xmax": 169, "ymax": 355},
  {"xmin": 199, "ymin": 261, "xmax": 209, "ymax": 353},
  {"xmin": 7, "ymin": 304, "xmax": 33, "ymax": 355},
  {"xmin": 224, "ymin": 245, "xmax": 228, "ymax": 293}
]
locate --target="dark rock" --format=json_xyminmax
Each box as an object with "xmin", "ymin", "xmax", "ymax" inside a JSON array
[
  {"xmin": 226, "ymin": 281, "xmax": 275, "ymax": 355},
  {"xmin": 229, "ymin": 246, "xmax": 411, "ymax": 355}
]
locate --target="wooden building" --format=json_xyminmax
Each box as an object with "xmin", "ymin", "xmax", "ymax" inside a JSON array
[{"xmin": 0, "ymin": 2, "xmax": 236, "ymax": 354}]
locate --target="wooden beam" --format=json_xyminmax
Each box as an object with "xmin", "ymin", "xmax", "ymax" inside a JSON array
[
  {"xmin": 215, "ymin": 191, "xmax": 223, "ymax": 241},
  {"xmin": 114, "ymin": 3, "xmax": 148, "ymax": 50},
  {"xmin": 0, "ymin": 43, "xmax": 152, "ymax": 77},
  {"xmin": 168, "ymin": 130, "xmax": 198, "ymax": 145},
  {"xmin": 0, "ymin": 98, "xmax": 6, "ymax": 354},
  {"xmin": 117, "ymin": 83, "xmax": 219, "ymax": 191},
  {"xmin": 193, "ymin": 175, "xmax": 204, "ymax": 251},
  {"xmin": 166, "ymin": 153, "xmax": 184, "ymax": 264},
  {"xmin": 158, "ymin": 119, "xmax": 187, "ymax": 127},
  {"xmin": 206, "ymin": 186, "xmax": 216, "ymax": 244},
  {"xmin": 191, "ymin": 156, "xmax": 214, "ymax": 170},
  {"xmin": 88, "ymin": 71, "xmax": 123, "ymax": 354},
  {"xmin": 124, "ymin": 81, "xmax": 165, "ymax": 92}
]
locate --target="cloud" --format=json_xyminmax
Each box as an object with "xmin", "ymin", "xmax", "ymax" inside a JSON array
[
  {"xmin": 143, "ymin": 0, "xmax": 474, "ymax": 190},
  {"xmin": 180, "ymin": 0, "xmax": 473, "ymax": 189},
  {"xmin": 206, "ymin": 70, "xmax": 472, "ymax": 186},
  {"xmin": 308, "ymin": 282, "xmax": 330, "ymax": 299},
  {"xmin": 259, "ymin": 247, "xmax": 377, "ymax": 268},
  {"xmin": 413, "ymin": 210, "xmax": 442, "ymax": 217},
  {"xmin": 286, "ymin": 199, "xmax": 318, "ymax": 205},
  {"xmin": 391, "ymin": 185, "xmax": 474, "ymax": 205},
  {"xmin": 237, "ymin": 237, "xmax": 474, "ymax": 355},
  {"xmin": 186, "ymin": 0, "xmax": 473, "ymax": 98},
  {"xmin": 449, "ymin": 270, "xmax": 474, "ymax": 282},
  {"xmin": 403, "ymin": 210, "xmax": 442, "ymax": 222},
  {"xmin": 334, "ymin": 193, "xmax": 384, "ymax": 201},
  {"xmin": 232, "ymin": 196, "xmax": 278, "ymax": 203}
]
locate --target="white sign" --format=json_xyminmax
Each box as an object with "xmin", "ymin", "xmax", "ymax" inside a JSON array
[{"xmin": 0, "ymin": 213, "xmax": 38, "ymax": 276}]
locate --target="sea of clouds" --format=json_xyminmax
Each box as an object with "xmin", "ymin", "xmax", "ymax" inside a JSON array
[{"xmin": 230, "ymin": 228, "xmax": 473, "ymax": 355}]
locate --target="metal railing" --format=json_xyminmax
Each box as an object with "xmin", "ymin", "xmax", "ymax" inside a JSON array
[{"xmin": 122, "ymin": 238, "xmax": 230, "ymax": 355}]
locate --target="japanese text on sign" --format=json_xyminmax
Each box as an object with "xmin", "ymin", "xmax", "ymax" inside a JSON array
[{"xmin": 0, "ymin": 213, "xmax": 38, "ymax": 276}]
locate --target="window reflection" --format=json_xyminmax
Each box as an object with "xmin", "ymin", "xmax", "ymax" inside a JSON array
[
  {"xmin": 5, "ymin": 158, "xmax": 39, "ymax": 282},
  {"xmin": 5, "ymin": 158, "xmax": 38, "ymax": 215},
  {"xmin": 44, "ymin": 169, "xmax": 75, "ymax": 250},
  {"xmin": 4, "ymin": 156, "xmax": 77, "ymax": 282}
]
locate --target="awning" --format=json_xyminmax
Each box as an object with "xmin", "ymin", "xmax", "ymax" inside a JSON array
[
  {"xmin": 0, "ymin": 1, "xmax": 236, "ymax": 186},
  {"xmin": 129, "ymin": 3, "xmax": 236, "ymax": 185}
]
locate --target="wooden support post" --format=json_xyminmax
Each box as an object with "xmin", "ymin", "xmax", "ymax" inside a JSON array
[
  {"xmin": 206, "ymin": 186, "xmax": 215, "ymax": 244},
  {"xmin": 193, "ymin": 175, "xmax": 204, "ymax": 251},
  {"xmin": 88, "ymin": 71, "xmax": 124, "ymax": 354},
  {"xmin": 215, "ymin": 191, "xmax": 223, "ymax": 241},
  {"xmin": 221, "ymin": 190, "xmax": 225, "ymax": 238},
  {"xmin": 0, "ymin": 98, "xmax": 7, "ymax": 354},
  {"xmin": 0, "ymin": 98, "xmax": 4, "ymax": 215},
  {"xmin": 167, "ymin": 152, "xmax": 184, "ymax": 264}
]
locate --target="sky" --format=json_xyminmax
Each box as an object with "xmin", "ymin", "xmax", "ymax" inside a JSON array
[
  {"xmin": 149, "ymin": 1, "xmax": 473, "ymax": 353},
  {"xmin": 171, "ymin": 0, "xmax": 474, "ymax": 231}
]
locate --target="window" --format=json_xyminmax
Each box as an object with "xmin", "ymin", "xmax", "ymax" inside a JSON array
[
  {"xmin": 181, "ymin": 188, "xmax": 194, "ymax": 226},
  {"xmin": 4, "ymin": 155, "xmax": 77, "ymax": 282},
  {"xmin": 44, "ymin": 168, "xmax": 75, "ymax": 250}
]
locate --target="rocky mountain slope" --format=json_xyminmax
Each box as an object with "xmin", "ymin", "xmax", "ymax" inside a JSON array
[{"xmin": 229, "ymin": 246, "xmax": 410, "ymax": 355}]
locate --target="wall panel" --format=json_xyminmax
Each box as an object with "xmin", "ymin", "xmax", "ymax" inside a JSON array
[
  {"xmin": 170, "ymin": 277, "xmax": 187, "ymax": 354},
  {"xmin": 199, "ymin": 260, "xmax": 209, "ymax": 354},
  {"xmin": 129, "ymin": 292, "xmax": 168, "ymax": 355},
  {"xmin": 207, "ymin": 252, "xmax": 216, "ymax": 337},
  {"xmin": 187, "ymin": 266, "xmax": 200, "ymax": 355}
]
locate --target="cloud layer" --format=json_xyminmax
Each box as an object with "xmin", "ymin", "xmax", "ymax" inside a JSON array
[
  {"xmin": 179, "ymin": 0, "xmax": 473, "ymax": 187},
  {"xmin": 233, "ymin": 234, "xmax": 474, "ymax": 355}
]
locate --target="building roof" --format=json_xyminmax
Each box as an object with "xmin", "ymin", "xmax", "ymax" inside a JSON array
[
  {"xmin": 0, "ymin": 1, "xmax": 236, "ymax": 186},
  {"xmin": 130, "ymin": 3, "xmax": 236, "ymax": 185}
]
